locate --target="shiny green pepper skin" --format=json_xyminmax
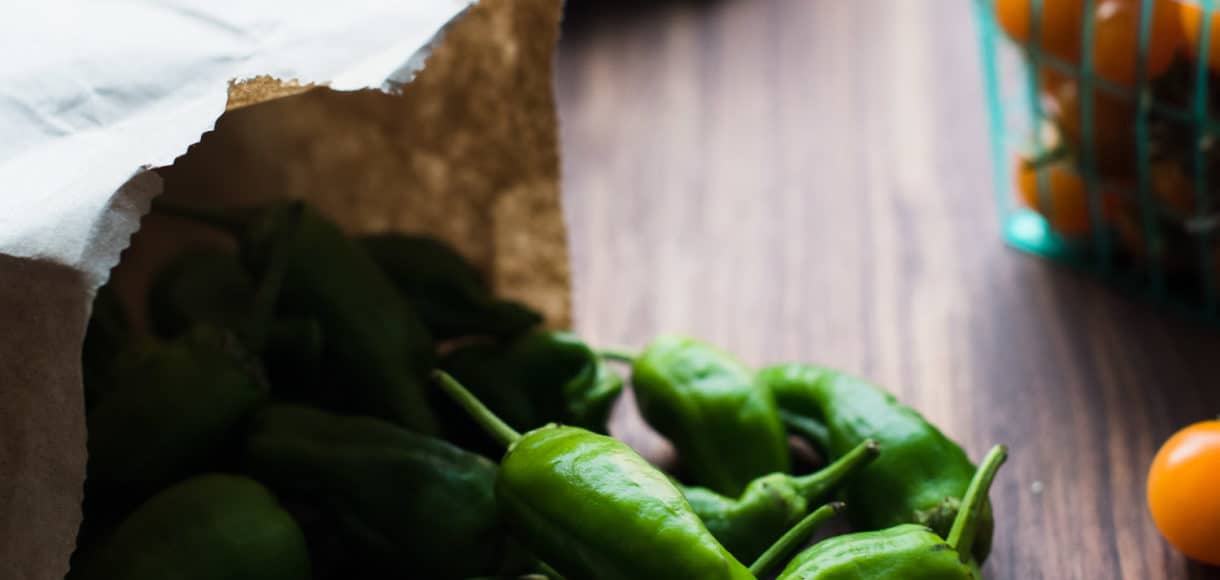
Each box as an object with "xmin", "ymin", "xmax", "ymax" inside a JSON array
[
  {"xmin": 682, "ymin": 440, "xmax": 879, "ymax": 563},
  {"xmin": 244, "ymin": 405, "xmax": 510, "ymax": 579},
  {"xmin": 760, "ymin": 364, "xmax": 993, "ymax": 562},
  {"xmin": 776, "ymin": 524, "xmax": 975, "ymax": 579},
  {"xmin": 69, "ymin": 474, "xmax": 310, "ymax": 580},
  {"xmin": 434, "ymin": 371, "xmax": 755, "ymax": 580},
  {"xmin": 630, "ymin": 335, "xmax": 789, "ymax": 496},
  {"xmin": 86, "ymin": 326, "xmax": 267, "ymax": 494},
  {"xmin": 154, "ymin": 200, "xmax": 438, "ymax": 433},
  {"xmin": 496, "ymin": 425, "xmax": 755, "ymax": 580},
  {"xmin": 438, "ymin": 331, "xmax": 623, "ymax": 454},
  {"xmin": 362, "ymin": 234, "xmax": 542, "ymax": 340},
  {"xmin": 774, "ymin": 445, "xmax": 1006, "ymax": 580}
]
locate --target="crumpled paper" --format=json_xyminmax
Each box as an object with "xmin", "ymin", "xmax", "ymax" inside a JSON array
[{"xmin": 0, "ymin": 1, "xmax": 568, "ymax": 578}]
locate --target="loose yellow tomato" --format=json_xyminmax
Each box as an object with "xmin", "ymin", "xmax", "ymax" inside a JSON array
[
  {"xmin": 1147, "ymin": 419, "xmax": 1220, "ymax": 566},
  {"xmin": 1040, "ymin": 69, "xmax": 1138, "ymax": 178},
  {"xmin": 1181, "ymin": 0, "xmax": 1220, "ymax": 72},
  {"xmin": 1016, "ymin": 155, "xmax": 1096, "ymax": 236},
  {"xmin": 1092, "ymin": 0, "xmax": 1182, "ymax": 86},
  {"xmin": 995, "ymin": 0, "xmax": 1086, "ymax": 62}
]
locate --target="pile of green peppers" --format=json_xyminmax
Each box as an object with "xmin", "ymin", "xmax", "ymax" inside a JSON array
[{"xmin": 72, "ymin": 198, "xmax": 1009, "ymax": 580}]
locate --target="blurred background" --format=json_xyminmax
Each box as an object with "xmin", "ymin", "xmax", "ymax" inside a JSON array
[{"xmin": 556, "ymin": 1, "xmax": 1220, "ymax": 578}]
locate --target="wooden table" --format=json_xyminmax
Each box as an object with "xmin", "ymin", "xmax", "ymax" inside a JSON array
[{"xmin": 557, "ymin": 1, "xmax": 1220, "ymax": 578}]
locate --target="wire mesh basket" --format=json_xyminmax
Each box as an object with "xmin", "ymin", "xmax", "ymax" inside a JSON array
[{"xmin": 975, "ymin": 0, "xmax": 1220, "ymax": 319}]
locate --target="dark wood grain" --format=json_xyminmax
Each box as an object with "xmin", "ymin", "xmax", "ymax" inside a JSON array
[{"xmin": 557, "ymin": 1, "xmax": 1220, "ymax": 578}]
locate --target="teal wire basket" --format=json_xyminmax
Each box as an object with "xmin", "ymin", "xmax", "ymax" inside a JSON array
[{"xmin": 975, "ymin": 0, "xmax": 1220, "ymax": 320}]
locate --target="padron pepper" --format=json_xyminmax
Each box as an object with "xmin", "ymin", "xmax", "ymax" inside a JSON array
[
  {"xmin": 759, "ymin": 364, "xmax": 995, "ymax": 562},
  {"xmin": 77, "ymin": 326, "xmax": 267, "ymax": 560},
  {"xmin": 69, "ymin": 473, "xmax": 310, "ymax": 580},
  {"xmin": 362, "ymin": 233, "xmax": 543, "ymax": 340},
  {"xmin": 433, "ymin": 371, "xmax": 838, "ymax": 580},
  {"xmin": 146, "ymin": 245, "xmax": 325, "ymax": 396},
  {"xmin": 244, "ymin": 404, "xmax": 517, "ymax": 580},
  {"xmin": 437, "ymin": 331, "xmax": 623, "ymax": 454},
  {"xmin": 153, "ymin": 199, "xmax": 438, "ymax": 434},
  {"xmin": 147, "ymin": 246, "xmax": 258, "ymax": 339},
  {"xmin": 618, "ymin": 335, "xmax": 789, "ymax": 496},
  {"xmin": 682, "ymin": 439, "xmax": 879, "ymax": 563},
  {"xmin": 86, "ymin": 325, "xmax": 267, "ymax": 495},
  {"xmin": 775, "ymin": 445, "xmax": 1007, "ymax": 579}
]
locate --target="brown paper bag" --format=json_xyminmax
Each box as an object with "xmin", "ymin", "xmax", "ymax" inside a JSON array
[{"xmin": 0, "ymin": 0, "xmax": 567, "ymax": 577}]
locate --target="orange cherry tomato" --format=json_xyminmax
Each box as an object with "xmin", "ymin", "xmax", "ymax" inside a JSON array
[
  {"xmin": 1016, "ymin": 155, "xmax": 1096, "ymax": 236},
  {"xmin": 996, "ymin": 0, "xmax": 1180, "ymax": 84},
  {"xmin": 1039, "ymin": 69, "xmax": 1138, "ymax": 177},
  {"xmin": 995, "ymin": 0, "xmax": 1086, "ymax": 62},
  {"xmin": 1150, "ymin": 159, "xmax": 1196, "ymax": 215},
  {"xmin": 1091, "ymin": 0, "xmax": 1182, "ymax": 86},
  {"xmin": 1107, "ymin": 193, "xmax": 1147, "ymax": 252},
  {"xmin": 1147, "ymin": 419, "xmax": 1220, "ymax": 566},
  {"xmin": 1181, "ymin": 0, "xmax": 1220, "ymax": 72},
  {"xmin": 1105, "ymin": 190, "xmax": 1202, "ymax": 270}
]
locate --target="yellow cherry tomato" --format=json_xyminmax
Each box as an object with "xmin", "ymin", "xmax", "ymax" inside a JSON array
[
  {"xmin": 996, "ymin": 0, "xmax": 1181, "ymax": 87},
  {"xmin": 1039, "ymin": 69, "xmax": 1139, "ymax": 179},
  {"xmin": 1091, "ymin": 0, "xmax": 1182, "ymax": 87},
  {"xmin": 1016, "ymin": 155, "xmax": 1095, "ymax": 236},
  {"xmin": 1181, "ymin": 0, "xmax": 1220, "ymax": 72},
  {"xmin": 1150, "ymin": 159, "xmax": 1196, "ymax": 215},
  {"xmin": 995, "ymin": 0, "xmax": 1086, "ymax": 63},
  {"xmin": 1147, "ymin": 419, "xmax": 1220, "ymax": 566}
]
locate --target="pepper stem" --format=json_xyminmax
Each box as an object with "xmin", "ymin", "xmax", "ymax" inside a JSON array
[
  {"xmin": 150, "ymin": 197, "xmax": 248, "ymax": 238},
  {"xmin": 791, "ymin": 439, "xmax": 880, "ymax": 500},
  {"xmin": 536, "ymin": 561, "xmax": 566, "ymax": 579},
  {"xmin": 597, "ymin": 348, "xmax": 637, "ymax": 364},
  {"xmin": 432, "ymin": 370, "xmax": 522, "ymax": 447},
  {"xmin": 946, "ymin": 444, "xmax": 1008, "ymax": 562},
  {"xmin": 239, "ymin": 239, "xmax": 292, "ymax": 352},
  {"xmin": 747, "ymin": 501, "xmax": 845, "ymax": 577}
]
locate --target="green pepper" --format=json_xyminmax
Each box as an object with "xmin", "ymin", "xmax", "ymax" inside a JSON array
[
  {"xmin": 244, "ymin": 404, "xmax": 518, "ymax": 580},
  {"xmin": 682, "ymin": 439, "xmax": 879, "ymax": 563},
  {"xmin": 437, "ymin": 331, "xmax": 623, "ymax": 454},
  {"xmin": 759, "ymin": 364, "xmax": 995, "ymax": 562},
  {"xmin": 775, "ymin": 445, "xmax": 1007, "ymax": 579},
  {"xmin": 86, "ymin": 326, "xmax": 267, "ymax": 494},
  {"xmin": 78, "ymin": 326, "xmax": 267, "ymax": 552},
  {"xmin": 82, "ymin": 283, "xmax": 130, "ymax": 410},
  {"xmin": 496, "ymin": 427, "xmax": 750, "ymax": 580},
  {"xmin": 69, "ymin": 474, "xmax": 310, "ymax": 580},
  {"xmin": 434, "ymin": 370, "xmax": 833, "ymax": 580},
  {"xmin": 146, "ymin": 246, "xmax": 325, "ymax": 397},
  {"xmin": 624, "ymin": 335, "xmax": 789, "ymax": 496},
  {"xmin": 361, "ymin": 233, "xmax": 542, "ymax": 340},
  {"xmin": 153, "ymin": 199, "xmax": 438, "ymax": 434},
  {"xmin": 578, "ymin": 356, "xmax": 626, "ymax": 428},
  {"xmin": 147, "ymin": 246, "xmax": 256, "ymax": 339}
]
